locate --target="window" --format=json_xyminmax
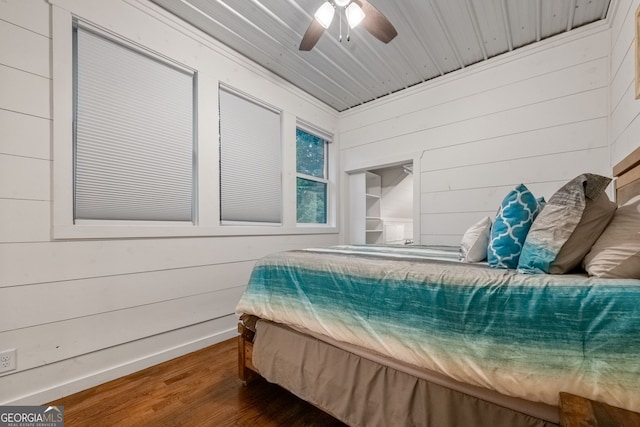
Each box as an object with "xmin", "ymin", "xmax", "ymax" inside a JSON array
[
  {"xmin": 73, "ymin": 24, "xmax": 195, "ymax": 222},
  {"xmin": 219, "ymin": 87, "xmax": 282, "ymax": 224},
  {"xmin": 296, "ymin": 128, "xmax": 329, "ymax": 224},
  {"xmin": 53, "ymin": 8, "xmax": 337, "ymax": 239}
]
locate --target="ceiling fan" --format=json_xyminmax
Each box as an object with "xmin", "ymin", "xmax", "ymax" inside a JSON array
[{"xmin": 299, "ymin": 0, "xmax": 398, "ymax": 51}]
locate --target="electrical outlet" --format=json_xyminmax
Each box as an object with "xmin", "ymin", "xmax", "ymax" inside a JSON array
[{"xmin": 0, "ymin": 349, "xmax": 16, "ymax": 373}]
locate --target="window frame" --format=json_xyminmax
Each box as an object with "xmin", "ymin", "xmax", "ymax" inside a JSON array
[
  {"xmin": 71, "ymin": 22, "xmax": 197, "ymax": 224},
  {"xmin": 218, "ymin": 85, "xmax": 283, "ymax": 226},
  {"xmin": 50, "ymin": 4, "xmax": 338, "ymax": 239},
  {"xmin": 295, "ymin": 124, "xmax": 332, "ymax": 226}
]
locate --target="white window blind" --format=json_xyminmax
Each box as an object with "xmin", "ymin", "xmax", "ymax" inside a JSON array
[
  {"xmin": 74, "ymin": 25, "xmax": 195, "ymax": 222},
  {"xmin": 219, "ymin": 88, "xmax": 282, "ymax": 223}
]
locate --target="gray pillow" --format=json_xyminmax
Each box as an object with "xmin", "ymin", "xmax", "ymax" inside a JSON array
[
  {"xmin": 518, "ymin": 174, "xmax": 615, "ymax": 274},
  {"xmin": 583, "ymin": 195, "xmax": 640, "ymax": 279}
]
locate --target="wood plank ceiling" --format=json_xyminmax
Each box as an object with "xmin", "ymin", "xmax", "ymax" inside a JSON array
[{"xmin": 150, "ymin": 0, "xmax": 611, "ymax": 112}]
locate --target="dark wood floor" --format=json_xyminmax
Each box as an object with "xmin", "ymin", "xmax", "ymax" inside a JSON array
[{"xmin": 49, "ymin": 337, "xmax": 346, "ymax": 427}]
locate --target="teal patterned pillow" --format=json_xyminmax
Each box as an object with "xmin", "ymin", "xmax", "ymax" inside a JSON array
[{"xmin": 488, "ymin": 184, "xmax": 544, "ymax": 269}]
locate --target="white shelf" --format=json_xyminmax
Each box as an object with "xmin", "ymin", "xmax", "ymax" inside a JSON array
[
  {"xmin": 365, "ymin": 171, "xmax": 382, "ymax": 244},
  {"xmin": 365, "ymin": 172, "xmax": 381, "ymax": 197}
]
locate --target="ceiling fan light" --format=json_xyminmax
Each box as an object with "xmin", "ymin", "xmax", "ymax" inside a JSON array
[
  {"xmin": 314, "ymin": 2, "xmax": 335, "ymax": 29},
  {"xmin": 346, "ymin": 2, "xmax": 365, "ymax": 28},
  {"xmin": 334, "ymin": 0, "xmax": 350, "ymax": 7}
]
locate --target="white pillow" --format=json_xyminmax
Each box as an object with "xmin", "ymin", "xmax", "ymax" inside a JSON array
[
  {"xmin": 460, "ymin": 216, "xmax": 492, "ymax": 263},
  {"xmin": 582, "ymin": 195, "xmax": 640, "ymax": 279}
]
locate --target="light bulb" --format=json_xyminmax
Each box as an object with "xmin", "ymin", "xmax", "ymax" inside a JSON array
[
  {"xmin": 334, "ymin": 0, "xmax": 350, "ymax": 7},
  {"xmin": 314, "ymin": 2, "xmax": 335, "ymax": 29},
  {"xmin": 346, "ymin": 2, "xmax": 365, "ymax": 28}
]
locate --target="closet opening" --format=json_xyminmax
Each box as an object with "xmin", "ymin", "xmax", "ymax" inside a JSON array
[{"xmin": 348, "ymin": 160, "xmax": 418, "ymax": 245}]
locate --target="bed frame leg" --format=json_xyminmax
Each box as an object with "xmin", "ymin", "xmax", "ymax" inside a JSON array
[{"xmin": 238, "ymin": 323, "xmax": 259, "ymax": 385}]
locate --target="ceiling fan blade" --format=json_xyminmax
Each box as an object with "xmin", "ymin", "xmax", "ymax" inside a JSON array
[
  {"xmin": 354, "ymin": 0, "xmax": 398, "ymax": 44},
  {"xmin": 299, "ymin": 19, "xmax": 325, "ymax": 51}
]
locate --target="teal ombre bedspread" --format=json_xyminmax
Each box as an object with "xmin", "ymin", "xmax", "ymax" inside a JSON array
[{"xmin": 236, "ymin": 245, "xmax": 640, "ymax": 411}]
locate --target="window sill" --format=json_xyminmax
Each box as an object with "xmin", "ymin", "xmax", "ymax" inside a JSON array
[{"xmin": 52, "ymin": 223, "xmax": 339, "ymax": 240}]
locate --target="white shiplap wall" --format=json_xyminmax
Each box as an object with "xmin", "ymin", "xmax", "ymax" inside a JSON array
[
  {"xmin": 4, "ymin": 0, "xmax": 640, "ymax": 408},
  {"xmin": 610, "ymin": 0, "xmax": 640, "ymax": 165},
  {"xmin": 0, "ymin": 0, "xmax": 338, "ymax": 404},
  {"xmin": 339, "ymin": 23, "xmax": 612, "ymax": 245}
]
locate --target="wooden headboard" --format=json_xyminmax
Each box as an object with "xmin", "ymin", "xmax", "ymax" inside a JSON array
[{"xmin": 613, "ymin": 146, "xmax": 640, "ymax": 205}]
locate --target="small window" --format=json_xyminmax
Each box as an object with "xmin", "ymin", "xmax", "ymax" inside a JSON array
[
  {"xmin": 296, "ymin": 128, "xmax": 329, "ymax": 224},
  {"xmin": 73, "ymin": 24, "xmax": 195, "ymax": 222}
]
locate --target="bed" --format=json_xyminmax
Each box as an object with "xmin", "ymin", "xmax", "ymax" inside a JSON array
[{"xmin": 236, "ymin": 149, "xmax": 640, "ymax": 427}]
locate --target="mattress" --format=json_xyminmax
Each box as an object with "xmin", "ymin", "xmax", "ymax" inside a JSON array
[{"xmin": 236, "ymin": 245, "xmax": 640, "ymax": 412}]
